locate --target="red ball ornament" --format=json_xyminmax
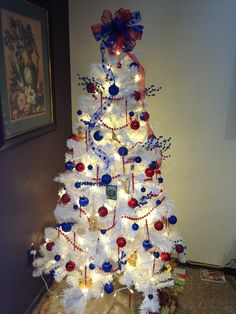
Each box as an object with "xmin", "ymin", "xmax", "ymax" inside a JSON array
[
  {"xmin": 176, "ymin": 244, "xmax": 184, "ymax": 253},
  {"xmin": 98, "ymin": 206, "xmax": 108, "ymax": 217},
  {"xmin": 145, "ymin": 167, "xmax": 154, "ymax": 177},
  {"xmin": 70, "ymin": 133, "xmax": 78, "ymax": 141},
  {"xmin": 86, "ymin": 82, "xmax": 96, "ymax": 93},
  {"xmin": 75, "ymin": 162, "xmax": 85, "ymax": 172},
  {"xmin": 116, "ymin": 237, "xmax": 126, "ymax": 248},
  {"xmin": 128, "ymin": 197, "xmax": 138, "ymax": 208},
  {"xmin": 133, "ymin": 91, "xmax": 141, "ymax": 101},
  {"xmin": 154, "ymin": 220, "xmax": 164, "ymax": 231},
  {"xmin": 66, "ymin": 261, "xmax": 76, "ymax": 272},
  {"xmin": 46, "ymin": 242, "xmax": 55, "ymax": 251},
  {"xmin": 130, "ymin": 120, "xmax": 140, "ymax": 130},
  {"xmin": 161, "ymin": 252, "xmax": 171, "ymax": 262},
  {"xmin": 61, "ymin": 193, "xmax": 71, "ymax": 204}
]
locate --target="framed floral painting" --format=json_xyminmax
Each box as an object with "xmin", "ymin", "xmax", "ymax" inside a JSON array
[{"xmin": 0, "ymin": 0, "xmax": 55, "ymax": 150}]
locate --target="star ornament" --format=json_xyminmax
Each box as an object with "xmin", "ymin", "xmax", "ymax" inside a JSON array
[{"xmin": 91, "ymin": 8, "xmax": 144, "ymax": 55}]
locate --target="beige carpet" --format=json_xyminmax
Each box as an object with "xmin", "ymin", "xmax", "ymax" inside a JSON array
[
  {"xmin": 175, "ymin": 267, "xmax": 236, "ymax": 314},
  {"xmin": 33, "ymin": 267, "xmax": 236, "ymax": 314}
]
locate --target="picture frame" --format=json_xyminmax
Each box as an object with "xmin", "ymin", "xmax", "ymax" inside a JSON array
[{"xmin": 0, "ymin": 0, "xmax": 55, "ymax": 150}]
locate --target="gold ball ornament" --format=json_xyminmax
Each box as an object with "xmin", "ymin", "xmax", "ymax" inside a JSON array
[{"xmin": 127, "ymin": 251, "xmax": 137, "ymax": 267}]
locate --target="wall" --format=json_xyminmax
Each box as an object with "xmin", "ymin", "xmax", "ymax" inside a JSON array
[
  {"xmin": 0, "ymin": 1, "xmax": 71, "ymax": 313},
  {"xmin": 69, "ymin": 0, "xmax": 236, "ymax": 266}
]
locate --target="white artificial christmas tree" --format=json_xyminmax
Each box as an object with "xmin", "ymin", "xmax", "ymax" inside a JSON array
[{"xmin": 33, "ymin": 8, "xmax": 186, "ymax": 314}]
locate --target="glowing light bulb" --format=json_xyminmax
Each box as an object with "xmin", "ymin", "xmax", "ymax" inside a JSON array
[
  {"xmin": 116, "ymin": 50, "xmax": 121, "ymax": 55},
  {"xmin": 82, "ymin": 287, "xmax": 88, "ymax": 294},
  {"xmin": 134, "ymin": 74, "xmax": 141, "ymax": 82}
]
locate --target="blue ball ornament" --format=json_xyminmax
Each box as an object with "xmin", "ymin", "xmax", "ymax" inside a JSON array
[
  {"xmin": 79, "ymin": 196, "xmax": 89, "ymax": 207},
  {"xmin": 61, "ymin": 222, "xmax": 72, "ymax": 232},
  {"xmin": 77, "ymin": 110, "xmax": 82, "ymax": 115},
  {"xmin": 129, "ymin": 111, "xmax": 134, "ymax": 117},
  {"xmin": 73, "ymin": 204, "xmax": 79, "ymax": 210},
  {"xmin": 158, "ymin": 177, "xmax": 164, "ymax": 183},
  {"xmin": 108, "ymin": 84, "xmax": 119, "ymax": 96},
  {"xmin": 156, "ymin": 199, "xmax": 162, "ymax": 206},
  {"xmin": 149, "ymin": 161, "xmax": 157, "ymax": 170},
  {"xmin": 88, "ymin": 165, "xmax": 93, "ymax": 170},
  {"xmin": 168, "ymin": 215, "xmax": 177, "ymax": 225},
  {"xmin": 104, "ymin": 283, "xmax": 114, "ymax": 294},
  {"xmin": 89, "ymin": 263, "xmax": 95, "ymax": 270},
  {"xmin": 140, "ymin": 112, "xmax": 150, "ymax": 121},
  {"xmin": 54, "ymin": 255, "xmax": 61, "ymax": 262},
  {"xmin": 129, "ymin": 62, "xmax": 139, "ymax": 70},
  {"xmin": 93, "ymin": 130, "xmax": 103, "ymax": 141},
  {"xmin": 65, "ymin": 161, "xmax": 74, "ymax": 170},
  {"xmin": 75, "ymin": 182, "xmax": 81, "ymax": 188},
  {"xmin": 135, "ymin": 156, "xmax": 142, "ymax": 163},
  {"xmin": 118, "ymin": 146, "xmax": 128, "ymax": 156},
  {"xmin": 101, "ymin": 174, "xmax": 112, "ymax": 185},
  {"xmin": 132, "ymin": 223, "xmax": 139, "ymax": 231},
  {"xmin": 141, "ymin": 187, "xmax": 146, "ymax": 193},
  {"xmin": 102, "ymin": 262, "xmax": 112, "ymax": 272},
  {"xmin": 101, "ymin": 229, "xmax": 107, "ymax": 234},
  {"xmin": 153, "ymin": 251, "xmax": 160, "ymax": 258},
  {"xmin": 142, "ymin": 240, "xmax": 153, "ymax": 250},
  {"xmin": 148, "ymin": 294, "xmax": 154, "ymax": 300}
]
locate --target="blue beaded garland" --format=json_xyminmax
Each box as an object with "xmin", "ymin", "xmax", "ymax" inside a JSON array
[
  {"xmin": 102, "ymin": 262, "xmax": 112, "ymax": 272},
  {"xmin": 61, "ymin": 223, "xmax": 72, "ymax": 232},
  {"xmin": 50, "ymin": 270, "xmax": 55, "ymax": 279},
  {"xmin": 132, "ymin": 223, "xmax": 139, "ymax": 231},
  {"xmin": 104, "ymin": 283, "xmax": 114, "ymax": 294},
  {"xmin": 93, "ymin": 130, "xmax": 103, "ymax": 141},
  {"xmin": 142, "ymin": 240, "xmax": 153, "ymax": 250},
  {"xmin": 118, "ymin": 146, "xmax": 128, "ymax": 156},
  {"xmin": 101, "ymin": 174, "xmax": 112, "ymax": 185},
  {"xmin": 89, "ymin": 263, "xmax": 95, "ymax": 270},
  {"xmin": 79, "ymin": 196, "xmax": 89, "ymax": 207},
  {"xmin": 89, "ymin": 122, "xmax": 95, "ymax": 128},
  {"xmin": 54, "ymin": 255, "xmax": 61, "ymax": 261},
  {"xmin": 168, "ymin": 215, "xmax": 177, "ymax": 225},
  {"xmin": 65, "ymin": 161, "xmax": 74, "ymax": 170},
  {"xmin": 108, "ymin": 84, "xmax": 119, "ymax": 96},
  {"xmin": 135, "ymin": 156, "xmax": 142, "ymax": 163}
]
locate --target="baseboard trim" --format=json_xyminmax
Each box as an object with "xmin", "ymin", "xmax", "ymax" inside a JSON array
[
  {"xmin": 25, "ymin": 278, "xmax": 53, "ymax": 314},
  {"xmin": 185, "ymin": 260, "xmax": 236, "ymax": 276},
  {"xmin": 24, "ymin": 285, "xmax": 47, "ymax": 314}
]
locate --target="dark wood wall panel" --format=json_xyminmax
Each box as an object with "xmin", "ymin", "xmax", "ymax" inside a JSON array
[{"xmin": 0, "ymin": 1, "xmax": 71, "ymax": 313}]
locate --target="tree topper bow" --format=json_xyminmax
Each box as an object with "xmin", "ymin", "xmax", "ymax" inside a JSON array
[{"xmin": 91, "ymin": 8, "xmax": 144, "ymax": 55}]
